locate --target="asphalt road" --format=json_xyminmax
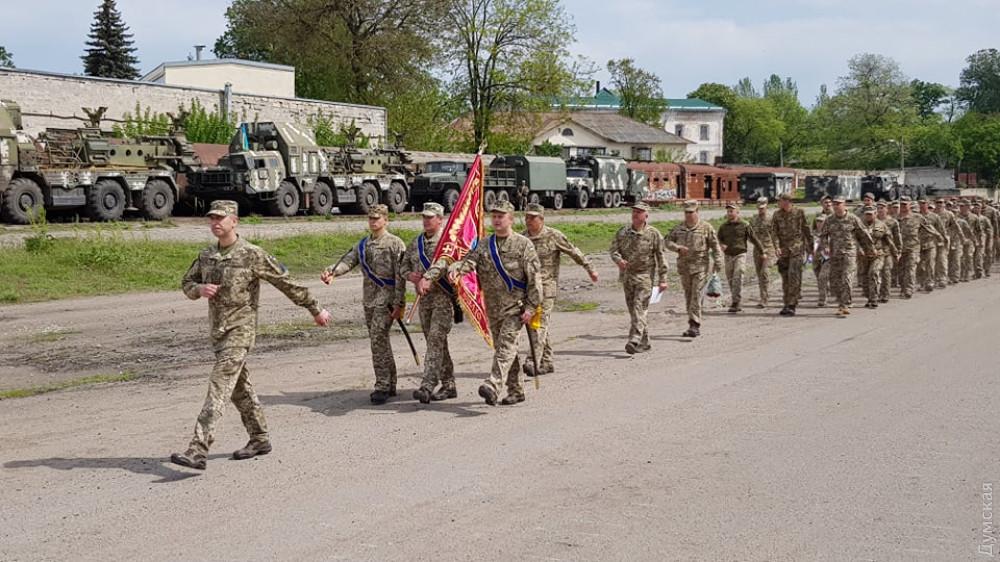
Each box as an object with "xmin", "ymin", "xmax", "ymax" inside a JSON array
[{"xmin": 1, "ymin": 267, "xmax": 997, "ymax": 561}]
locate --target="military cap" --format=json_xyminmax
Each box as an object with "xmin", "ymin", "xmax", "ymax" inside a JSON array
[
  {"xmin": 958, "ymin": 199, "xmax": 970, "ymax": 206},
  {"xmin": 683, "ymin": 199, "xmax": 699, "ymax": 212},
  {"xmin": 206, "ymin": 200, "xmax": 239, "ymax": 217},
  {"xmin": 756, "ymin": 197, "xmax": 769, "ymax": 208},
  {"xmin": 876, "ymin": 201, "xmax": 887, "ymax": 208},
  {"xmin": 819, "ymin": 195, "xmax": 832, "ymax": 202},
  {"xmin": 889, "ymin": 200, "xmax": 901, "ymax": 207},
  {"xmin": 524, "ymin": 203, "xmax": 545, "ymax": 216},
  {"xmin": 489, "ymin": 200, "xmax": 516, "ymax": 214},
  {"xmin": 899, "ymin": 196, "xmax": 912, "ymax": 203},
  {"xmin": 778, "ymin": 192, "xmax": 794, "ymax": 201},
  {"xmin": 861, "ymin": 192, "xmax": 875, "ymax": 200},
  {"xmin": 928, "ymin": 202, "xmax": 936, "ymax": 210},
  {"xmin": 724, "ymin": 201, "xmax": 739, "ymax": 210},
  {"xmin": 831, "ymin": 195, "xmax": 846, "ymax": 203},
  {"xmin": 862, "ymin": 206, "xmax": 876, "ymax": 214},
  {"xmin": 631, "ymin": 202, "xmax": 652, "ymax": 212},
  {"xmin": 421, "ymin": 202, "xmax": 444, "ymax": 217},
  {"xmin": 368, "ymin": 203, "xmax": 390, "ymax": 219}
]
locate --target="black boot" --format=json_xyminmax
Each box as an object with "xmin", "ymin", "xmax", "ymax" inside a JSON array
[{"xmin": 478, "ymin": 384, "xmax": 498, "ymax": 406}]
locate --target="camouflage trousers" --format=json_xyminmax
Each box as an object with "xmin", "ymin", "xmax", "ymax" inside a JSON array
[
  {"xmin": 814, "ymin": 256, "xmax": 830, "ymax": 305},
  {"xmin": 974, "ymin": 244, "xmax": 985, "ymax": 278},
  {"xmin": 879, "ymin": 255, "xmax": 894, "ymax": 300},
  {"xmin": 948, "ymin": 246, "xmax": 963, "ymax": 283},
  {"xmin": 898, "ymin": 250, "xmax": 920, "ymax": 296},
  {"xmin": 678, "ymin": 263, "xmax": 709, "ymax": 325},
  {"xmin": 189, "ymin": 346, "xmax": 268, "ymax": 455},
  {"xmin": 918, "ymin": 247, "xmax": 937, "ymax": 291},
  {"xmin": 364, "ymin": 305, "xmax": 398, "ymax": 392},
  {"xmin": 985, "ymin": 238, "xmax": 994, "ymax": 275},
  {"xmin": 752, "ymin": 248, "xmax": 771, "ymax": 305},
  {"xmin": 622, "ymin": 273, "xmax": 652, "ymax": 346},
  {"xmin": 724, "ymin": 253, "xmax": 746, "ymax": 305},
  {"xmin": 485, "ymin": 312, "xmax": 524, "ymax": 397},
  {"xmin": 417, "ymin": 291, "xmax": 455, "ymax": 393},
  {"xmin": 776, "ymin": 254, "xmax": 804, "ymax": 307},
  {"xmin": 859, "ymin": 254, "xmax": 884, "ymax": 304},
  {"xmin": 962, "ymin": 243, "xmax": 975, "ymax": 281},
  {"xmin": 935, "ymin": 245, "xmax": 949, "ymax": 287},
  {"xmin": 829, "ymin": 254, "xmax": 858, "ymax": 308},
  {"xmin": 526, "ymin": 296, "xmax": 556, "ymax": 371}
]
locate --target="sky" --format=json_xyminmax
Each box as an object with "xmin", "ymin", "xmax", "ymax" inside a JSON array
[{"xmin": 3, "ymin": 0, "xmax": 998, "ymax": 107}]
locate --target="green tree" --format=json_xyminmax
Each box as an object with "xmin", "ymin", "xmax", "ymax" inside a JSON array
[
  {"xmin": 734, "ymin": 77, "xmax": 759, "ymax": 98},
  {"xmin": 762, "ymin": 75, "xmax": 807, "ymax": 165},
  {"xmin": 687, "ymin": 82, "xmax": 785, "ymax": 165},
  {"xmin": 0, "ymin": 46, "xmax": 14, "ymax": 68},
  {"xmin": 81, "ymin": 0, "xmax": 140, "ymax": 79},
  {"xmin": 910, "ymin": 122, "xmax": 963, "ymax": 168},
  {"xmin": 954, "ymin": 112, "xmax": 1000, "ymax": 183},
  {"xmin": 607, "ymin": 58, "xmax": 667, "ymax": 126},
  {"xmin": 911, "ymin": 79, "xmax": 950, "ymax": 120},
  {"xmin": 687, "ymin": 82, "xmax": 737, "ymax": 109},
  {"xmin": 956, "ymin": 48, "xmax": 1000, "ymax": 114}
]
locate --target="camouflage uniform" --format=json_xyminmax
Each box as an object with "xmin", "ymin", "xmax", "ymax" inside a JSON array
[
  {"xmin": 812, "ymin": 209, "xmax": 834, "ymax": 306},
  {"xmin": 859, "ymin": 215, "xmax": 897, "ymax": 306},
  {"xmin": 181, "ymin": 236, "xmax": 321, "ymax": 456},
  {"xmin": 666, "ymin": 218, "xmax": 723, "ymax": 327},
  {"xmin": 427, "ymin": 229, "xmax": 542, "ymax": 400},
  {"xmin": 897, "ymin": 212, "xmax": 942, "ymax": 297},
  {"xmin": 610, "ymin": 223, "xmax": 668, "ymax": 349},
  {"xmin": 328, "ymin": 227, "xmax": 406, "ymax": 394},
  {"xmin": 957, "ymin": 213, "xmax": 975, "ymax": 282},
  {"xmin": 818, "ymin": 212, "xmax": 875, "ymax": 309},
  {"xmin": 981, "ymin": 204, "xmax": 998, "ymax": 265},
  {"xmin": 976, "ymin": 210, "xmax": 994, "ymax": 277},
  {"xmin": 770, "ymin": 204, "xmax": 812, "ymax": 310},
  {"xmin": 917, "ymin": 210, "xmax": 946, "ymax": 291},
  {"xmin": 878, "ymin": 215, "xmax": 902, "ymax": 302},
  {"xmin": 402, "ymin": 227, "xmax": 455, "ymax": 395},
  {"xmin": 748, "ymin": 211, "xmax": 775, "ymax": 306},
  {"xmin": 716, "ymin": 216, "xmax": 764, "ymax": 309},
  {"xmin": 970, "ymin": 212, "xmax": 987, "ymax": 278},
  {"xmin": 525, "ymin": 223, "xmax": 595, "ymax": 373},
  {"xmin": 936, "ymin": 207, "xmax": 962, "ymax": 285}
]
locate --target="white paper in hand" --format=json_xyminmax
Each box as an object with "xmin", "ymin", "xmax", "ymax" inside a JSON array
[{"xmin": 649, "ymin": 286, "xmax": 663, "ymax": 305}]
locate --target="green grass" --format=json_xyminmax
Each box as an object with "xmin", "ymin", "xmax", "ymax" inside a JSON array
[
  {"xmin": 556, "ymin": 300, "xmax": 599, "ymax": 312},
  {"xmin": 0, "ymin": 372, "xmax": 137, "ymax": 400},
  {"xmin": 23, "ymin": 328, "xmax": 80, "ymax": 344}
]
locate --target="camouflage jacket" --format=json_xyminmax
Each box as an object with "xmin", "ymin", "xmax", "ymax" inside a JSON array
[
  {"xmin": 525, "ymin": 225, "xmax": 595, "ymax": 299},
  {"xmin": 918, "ymin": 212, "xmax": 947, "ymax": 249},
  {"xmin": 328, "ymin": 231, "xmax": 406, "ymax": 310},
  {"xmin": 428, "ymin": 231, "xmax": 543, "ymax": 318},
  {"xmin": 964, "ymin": 214, "xmax": 985, "ymax": 246},
  {"xmin": 957, "ymin": 216, "xmax": 975, "ymax": 245},
  {"xmin": 897, "ymin": 214, "xmax": 943, "ymax": 252},
  {"xmin": 818, "ymin": 213, "xmax": 875, "ymax": 258},
  {"xmin": 182, "ymin": 237, "xmax": 321, "ymax": 351},
  {"xmin": 770, "ymin": 207, "xmax": 812, "ymax": 256},
  {"xmin": 401, "ymin": 229, "xmax": 453, "ymax": 302},
  {"xmin": 609, "ymin": 224, "xmax": 668, "ymax": 283},
  {"xmin": 748, "ymin": 213, "xmax": 775, "ymax": 251},
  {"xmin": 982, "ymin": 206, "xmax": 999, "ymax": 236},
  {"xmin": 883, "ymin": 216, "xmax": 903, "ymax": 252},
  {"xmin": 977, "ymin": 213, "xmax": 995, "ymax": 241},
  {"xmin": 937, "ymin": 210, "xmax": 965, "ymax": 250},
  {"xmin": 812, "ymin": 209, "xmax": 834, "ymax": 233},
  {"xmin": 665, "ymin": 220, "xmax": 723, "ymax": 271},
  {"xmin": 716, "ymin": 219, "xmax": 764, "ymax": 257},
  {"xmin": 862, "ymin": 218, "xmax": 898, "ymax": 257}
]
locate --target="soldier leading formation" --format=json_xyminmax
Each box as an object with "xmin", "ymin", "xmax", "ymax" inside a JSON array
[{"xmin": 170, "ymin": 195, "xmax": 1000, "ymax": 470}]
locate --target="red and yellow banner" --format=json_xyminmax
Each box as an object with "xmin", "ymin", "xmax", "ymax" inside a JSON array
[{"xmin": 433, "ymin": 153, "xmax": 493, "ymax": 348}]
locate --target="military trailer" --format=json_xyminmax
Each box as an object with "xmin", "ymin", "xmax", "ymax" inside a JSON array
[
  {"xmin": 564, "ymin": 155, "xmax": 629, "ymax": 208},
  {"xmin": 484, "ymin": 155, "xmax": 566, "ymax": 210},
  {"xmin": 0, "ymin": 99, "xmax": 190, "ymax": 224},
  {"xmin": 626, "ymin": 169, "xmax": 648, "ymax": 204},
  {"xmin": 860, "ymin": 174, "xmax": 900, "ymax": 201},
  {"xmin": 804, "ymin": 175, "xmax": 861, "ymax": 202},
  {"xmin": 739, "ymin": 171, "xmax": 795, "ymax": 202},
  {"xmin": 185, "ymin": 121, "xmax": 411, "ymax": 216},
  {"xmin": 408, "ymin": 160, "xmax": 471, "ymax": 212}
]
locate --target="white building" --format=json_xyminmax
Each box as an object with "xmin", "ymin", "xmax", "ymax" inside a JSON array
[
  {"xmin": 141, "ymin": 59, "xmax": 296, "ymax": 98},
  {"xmin": 533, "ymin": 111, "xmax": 690, "ymax": 161}
]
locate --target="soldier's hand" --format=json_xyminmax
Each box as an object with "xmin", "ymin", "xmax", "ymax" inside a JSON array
[
  {"xmin": 389, "ymin": 305, "xmax": 404, "ymax": 321},
  {"xmin": 589, "ymin": 271, "xmax": 599, "ymax": 283},
  {"xmin": 447, "ymin": 270, "xmax": 461, "ymax": 285},
  {"xmin": 407, "ymin": 272, "xmax": 422, "ymax": 284},
  {"xmin": 199, "ymin": 284, "xmax": 219, "ymax": 299},
  {"xmin": 520, "ymin": 310, "xmax": 534, "ymax": 325},
  {"xmin": 677, "ymin": 246, "xmax": 690, "ymax": 256},
  {"xmin": 415, "ymin": 278, "xmax": 431, "ymax": 296},
  {"xmin": 616, "ymin": 260, "xmax": 629, "ymax": 272},
  {"xmin": 320, "ymin": 270, "xmax": 334, "ymax": 285},
  {"xmin": 314, "ymin": 309, "xmax": 332, "ymax": 327},
  {"xmin": 658, "ymin": 282, "xmax": 668, "ymax": 292}
]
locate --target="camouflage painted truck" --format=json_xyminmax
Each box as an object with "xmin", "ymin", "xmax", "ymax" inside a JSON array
[
  {"xmin": 484, "ymin": 155, "xmax": 567, "ymax": 210},
  {"xmin": 0, "ymin": 99, "xmax": 196, "ymax": 224},
  {"xmin": 184, "ymin": 121, "xmax": 412, "ymax": 216},
  {"xmin": 564, "ymin": 155, "xmax": 631, "ymax": 208},
  {"xmin": 408, "ymin": 160, "xmax": 472, "ymax": 213}
]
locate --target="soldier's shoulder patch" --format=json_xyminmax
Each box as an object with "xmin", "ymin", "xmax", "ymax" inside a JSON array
[{"xmin": 263, "ymin": 253, "xmax": 288, "ymax": 275}]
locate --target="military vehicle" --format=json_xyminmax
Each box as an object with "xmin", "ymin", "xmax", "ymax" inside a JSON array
[
  {"xmin": 860, "ymin": 174, "xmax": 900, "ymax": 201},
  {"xmin": 408, "ymin": 160, "xmax": 471, "ymax": 212},
  {"xmin": 185, "ymin": 121, "xmax": 411, "ymax": 216},
  {"xmin": 0, "ymin": 99, "xmax": 193, "ymax": 224},
  {"xmin": 739, "ymin": 171, "xmax": 795, "ymax": 202},
  {"xmin": 484, "ymin": 155, "xmax": 566, "ymax": 210},
  {"xmin": 805, "ymin": 175, "xmax": 861, "ymax": 202},
  {"xmin": 564, "ymin": 155, "xmax": 630, "ymax": 208},
  {"xmin": 626, "ymin": 168, "xmax": 649, "ymax": 204}
]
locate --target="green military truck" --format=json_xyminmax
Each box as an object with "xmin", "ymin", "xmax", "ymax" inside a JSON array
[
  {"xmin": 185, "ymin": 121, "xmax": 412, "ymax": 216},
  {"xmin": 485, "ymin": 155, "xmax": 566, "ymax": 210},
  {"xmin": 0, "ymin": 99, "xmax": 194, "ymax": 224},
  {"xmin": 408, "ymin": 160, "xmax": 471, "ymax": 213},
  {"xmin": 565, "ymin": 155, "xmax": 631, "ymax": 208}
]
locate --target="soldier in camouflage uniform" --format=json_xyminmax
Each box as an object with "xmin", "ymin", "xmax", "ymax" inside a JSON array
[
  {"xmin": 748, "ymin": 197, "xmax": 775, "ymax": 308},
  {"xmin": 818, "ymin": 197, "xmax": 875, "ymax": 316},
  {"xmin": 966, "ymin": 202, "xmax": 986, "ymax": 279},
  {"xmin": 812, "ymin": 196, "xmax": 834, "ymax": 306},
  {"xmin": 665, "ymin": 200, "xmax": 723, "ymax": 337},
  {"xmin": 715, "ymin": 201, "xmax": 765, "ymax": 313},
  {"xmin": 973, "ymin": 202, "xmax": 994, "ymax": 277},
  {"xmin": 896, "ymin": 197, "xmax": 943, "ymax": 298},
  {"xmin": 858, "ymin": 205, "xmax": 897, "ymax": 308},
  {"xmin": 322, "ymin": 204, "xmax": 406, "ymax": 405},
  {"xmin": 420, "ymin": 200, "xmax": 542, "ymax": 406},
  {"xmin": 610, "ymin": 202, "xmax": 669, "ymax": 353},
  {"xmin": 770, "ymin": 193, "xmax": 812, "ymax": 316},
  {"xmin": 402, "ymin": 202, "xmax": 457, "ymax": 404},
  {"xmin": 916, "ymin": 199, "xmax": 947, "ymax": 292},
  {"xmin": 522, "ymin": 203, "xmax": 598, "ymax": 376},
  {"xmin": 875, "ymin": 202, "xmax": 900, "ymax": 303},
  {"xmin": 957, "ymin": 201, "xmax": 976, "ymax": 282},
  {"xmin": 888, "ymin": 201, "xmax": 902, "ymax": 288},
  {"xmin": 940, "ymin": 200, "xmax": 965, "ymax": 284},
  {"xmin": 171, "ymin": 200, "xmax": 331, "ymax": 471}
]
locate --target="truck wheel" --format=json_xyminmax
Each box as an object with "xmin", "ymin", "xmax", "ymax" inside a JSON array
[
  {"xmin": 528, "ymin": 193, "xmax": 541, "ymax": 206},
  {"xmin": 387, "ymin": 181, "xmax": 407, "ymax": 214},
  {"xmin": 552, "ymin": 193, "xmax": 564, "ymax": 210},
  {"xmin": 612, "ymin": 192, "xmax": 622, "ymax": 207},
  {"xmin": 2, "ymin": 177, "xmax": 45, "ymax": 225},
  {"xmin": 575, "ymin": 189, "xmax": 589, "ymax": 209},
  {"xmin": 443, "ymin": 188, "xmax": 460, "ymax": 212},
  {"xmin": 497, "ymin": 190, "xmax": 510, "ymax": 204},
  {"xmin": 484, "ymin": 190, "xmax": 497, "ymax": 211},
  {"xmin": 141, "ymin": 179, "xmax": 175, "ymax": 220},
  {"xmin": 87, "ymin": 179, "xmax": 126, "ymax": 222},
  {"xmin": 267, "ymin": 181, "xmax": 300, "ymax": 217},
  {"xmin": 355, "ymin": 182, "xmax": 379, "ymax": 215},
  {"xmin": 601, "ymin": 191, "xmax": 614, "ymax": 208},
  {"xmin": 311, "ymin": 182, "xmax": 334, "ymax": 215}
]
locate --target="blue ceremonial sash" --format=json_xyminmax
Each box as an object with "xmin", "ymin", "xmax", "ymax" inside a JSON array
[
  {"xmin": 489, "ymin": 234, "xmax": 526, "ymax": 292},
  {"xmin": 358, "ymin": 237, "xmax": 396, "ymax": 287},
  {"xmin": 418, "ymin": 234, "xmax": 453, "ymax": 295}
]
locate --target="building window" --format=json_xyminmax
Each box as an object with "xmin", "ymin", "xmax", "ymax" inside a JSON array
[
  {"xmin": 699, "ymin": 151, "xmax": 709, "ymax": 164},
  {"xmin": 674, "ymin": 124, "xmax": 684, "ymax": 137},
  {"xmin": 562, "ymin": 127, "xmax": 574, "ymax": 137},
  {"xmin": 699, "ymin": 124, "xmax": 709, "ymax": 141},
  {"xmin": 633, "ymin": 147, "xmax": 652, "ymax": 161}
]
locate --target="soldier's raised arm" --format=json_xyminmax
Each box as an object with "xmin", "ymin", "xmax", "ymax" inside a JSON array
[
  {"xmin": 254, "ymin": 251, "xmax": 323, "ymax": 317},
  {"xmin": 554, "ymin": 230, "xmax": 595, "ymax": 276},
  {"xmin": 325, "ymin": 244, "xmax": 360, "ymax": 279},
  {"xmin": 181, "ymin": 257, "xmax": 204, "ymax": 300}
]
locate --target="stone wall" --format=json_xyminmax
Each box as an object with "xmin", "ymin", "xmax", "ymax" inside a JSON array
[{"xmin": 0, "ymin": 68, "xmax": 387, "ymax": 145}]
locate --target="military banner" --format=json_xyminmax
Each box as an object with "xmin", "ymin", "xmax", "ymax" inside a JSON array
[{"xmin": 432, "ymin": 153, "xmax": 493, "ymax": 348}]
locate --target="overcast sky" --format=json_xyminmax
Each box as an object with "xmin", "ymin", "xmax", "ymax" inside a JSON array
[{"xmin": 4, "ymin": 0, "xmax": 997, "ymax": 106}]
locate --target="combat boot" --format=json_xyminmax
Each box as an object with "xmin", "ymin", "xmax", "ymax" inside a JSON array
[
  {"xmin": 779, "ymin": 306, "xmax": 791, "ymax": 316},
  {"xmin": 431, "ymin": 386, "xmax": 457, "ymax": 401},
  {"xmin": 170, "ymin": 449, "xmax": 206, "ymax": 470},
  {"xmin": 232, "ymin": 439, "xmax": 272, "ymax": 460},
  {"xmin": 637, "ymin": 342, "xmax": 651, "ymax": 353},
  {"xmin": 625, "ymin": 341, "xmax": 638, "ymax": 355},
  {"xmin": 500, "ymin": 392, "xmax": 525, "ymax": 405},
  {"xmin": 522, "ymin": 362, "xmax": 536, "ymax": 376},
  {"xmin": 413, "ymin": 388, "xmax": 432, "ymax": 404},
  {"xmin": 478, "ymin": 384, "xmax": 498, "ymax": 406},
  {"xmin": 682, "ymin": 322, "xmax": 700, "ymax": 338},
  {"xmin": 370, "ymin": 390, "xmax": 390, "ymax": 405}
]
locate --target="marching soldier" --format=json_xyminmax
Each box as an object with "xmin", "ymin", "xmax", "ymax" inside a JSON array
[
  {"xmin": 812, "ymin": 195, "xmax": 834, "ymax": 307},
  {"xmin": 916, "ymin": 199, "xmax": 946, "ymax": 292},
  {"xmin": 875, "ymin": 202, "xmax": 899, "ymax": 303},
  {"xmin": 896, "ymin": 197, "xmax": 942, "ymax": 298},
  {"xmin": 935, "ymin": 199, "xmax": 963, "ymax": 286},
  {"xmin": 770, "ymin": 193, "xmax": 812, "ymax": 316},
  {"xmin": 859, "ymin": 205, "xmax": 897, "ymax": 308},
  {"xmin": 171, "ymin": 200, "xmax": 331, "ymax": 471},
  {"xmin": 748, "ymin": 197, "xmax": 775, "ymax": 308},
  {"xmin": 522, "ymin": 203, "xmax": 598, "ymax": 376},
  {"xmin": 818, "ymin": 196, "xmax": 875, "ymax": 316},
  {"xmin": 609, "ymin": 202, "xmax": 668, "ymax": 353},
  {"xmin": 419, "ymin": 200, "xmax": 542, "ymax": 406},
  {"xmin": 665, "ymin": 200, "xmax": 723, "ymax": 336},
  {"xmin": 888, "ymin": 200, "xmax": 903, "ymax": 288},
  {"xmin": 957, "ymin": 201, "xmax": 976, "ymax": 282},
  {"xmin": 973, "ymin": 202, "xmax": 994, "ymax": 277},
  {"xmin": 321, "ymin": 204, "xmax": 406, "ymax": 405},
  {"xmin": 401, "ymin": 202, "xmax": 457, "ymax": 404},
  {"xmin": 716, "ymin": 201, "xmax": 766, "ymax": 313}
]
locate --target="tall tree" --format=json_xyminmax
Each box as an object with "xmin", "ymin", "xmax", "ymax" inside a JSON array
[
  {"xmin": 607, "ymin": 58, "xmax": 667, "ymax": 126},
  {"xmin": 956, "ymin": 48, "xmax": 1000, "ymax": 114},
  {"xmin": 0, "ymin": 46, "xmax": 13, "ymax": 68},
  {"xmin": 443, "ymin": 0, "xmax": 578, "ymax": 148},
  {"xmin": 81, "ymin": 0, "xmax": 140, "ymax": 79},
  {"xmin": 734, "ymin": 77, "xmax": 759, "ymax": 98},
  {"xmin": 911, "ymin": 79, "xmax": 950, "ymax": 120},
  {"xmin": 688, "ymin": 82, "xmax": 737, "ymax": 109}
]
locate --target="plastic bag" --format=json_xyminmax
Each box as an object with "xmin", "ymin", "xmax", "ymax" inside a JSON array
[{"xmin": 705, "ymin": 273, "xmax": 723, "ymax": 298}]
